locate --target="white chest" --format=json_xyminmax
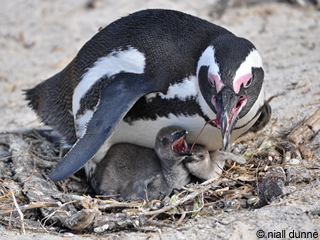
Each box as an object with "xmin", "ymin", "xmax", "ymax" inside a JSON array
[{"xmin": 84, "ymin": 76, "xmax": 264, "ymax": 176}]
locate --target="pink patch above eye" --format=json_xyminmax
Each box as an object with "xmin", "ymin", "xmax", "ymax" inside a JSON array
[
  {"xmin": 208, "ymin": 73, "xmax": 224, "ymax": 93},
  {"xmin": 233, "ymin": 73, "xmax": 252, "ymax": 94}
]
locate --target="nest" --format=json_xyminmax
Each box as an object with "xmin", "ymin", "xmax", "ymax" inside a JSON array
[{"xmin": 0, "ymin": 110, "xmax": 320, "ymax": 235}]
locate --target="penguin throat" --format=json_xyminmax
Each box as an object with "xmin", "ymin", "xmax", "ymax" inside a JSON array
[{"xmin": 172, "ymin": 137, "xmax": 188, "ymax": 153}]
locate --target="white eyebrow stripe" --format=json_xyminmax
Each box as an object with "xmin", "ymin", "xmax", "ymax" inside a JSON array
[
  {"xmin": 197, "ymin": 46, "xmax": 221, "ymax": 82},
  {"xmin": 233, "ymin": 49, "xmax": 263, "ymax": 92}
]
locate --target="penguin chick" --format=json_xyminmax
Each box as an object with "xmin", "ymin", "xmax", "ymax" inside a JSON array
[
  {"xmin": 185, "ymin": 146, "xmax": 246, "ymax": 181},
  {"xmin": 89, "ymin": 126, "xmax": 192, "ymax": 201}
]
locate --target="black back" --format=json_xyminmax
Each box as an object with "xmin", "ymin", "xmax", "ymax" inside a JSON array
[{"xmin": 26, "ymin": 9, "xmax": 233, "ymax": 145}]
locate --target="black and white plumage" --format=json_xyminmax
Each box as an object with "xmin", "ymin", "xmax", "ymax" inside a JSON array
[{"xmin": 25, "ymin": 9, "xmax": 271, "ymax": 181}]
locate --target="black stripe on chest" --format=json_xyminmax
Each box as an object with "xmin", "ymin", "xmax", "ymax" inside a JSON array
[{"xmin": 123, "ymin": 95, "xmax": 213, "ymax": 125}]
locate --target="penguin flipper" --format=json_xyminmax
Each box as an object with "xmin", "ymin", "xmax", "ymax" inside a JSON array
[{"xmin": 48, "ymin": 73, "xmax": 162, "ymax": 181}]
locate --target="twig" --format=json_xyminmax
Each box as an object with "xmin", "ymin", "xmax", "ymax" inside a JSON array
[
  {"xmin": 127, "ymin": 178, "xmax": 217, "ymax": 217},
  {"xmin": 10, "ymin": 189, "xmax": 25, "ymax": 234},
  {"xmin": 176, "ymin": 211, "xmax": 186, "ymax": 226},
  {"xmin": 99, "ymin": 202, "xmax": 142, "ymax": 211},
  {"xmin": 9, "ymin": 203, "xmax": 13, "ymax": 231},
  {"xmin": 0, "ymin": 191, "xmax": 16, "ymax": 200},
  {"xmin": 41, "ymin": 200, "xmax": 77, "ymax": 226},
  {"xmin": 264, "ymin": 185, "xmax": 320, "ymax": 208},
  {"xmin": 176, "ymin": 191, "xmax": 205, "ymax": 226},
  {"xmin": 0, "ymin": 201, "xmax": 62, "ymax": 215},
  {"xmin": 30, "ymin": 149, "xmax": 60, "ymax": 161},
  {"xmin": 22, "ymin": 158, "xmax": 36, "ymax": 183}
]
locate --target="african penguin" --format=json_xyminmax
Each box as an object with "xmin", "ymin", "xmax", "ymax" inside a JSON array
[
  {"xmin": 90, "ymin": 126, "xmax": 193, "ymax": 201},
  {"xmin": 25, "ymin": 9, "xmax": 271, "ymax": 181}
]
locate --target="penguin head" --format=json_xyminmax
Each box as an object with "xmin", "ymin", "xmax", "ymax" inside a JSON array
[
  {"xmin": 183, "ymin": 145, "xmax": 209, "ymax": 164},
  {"xmin": 197, "ymin": 35, "xmax": 264, "ymax": 151},
  {"xmin": 155, "ymin": 126, "xmax": 192, "ymax": 165},
  {"xmin": 183, "ymin": 145, "xmax": 212, "ymax": 181}
]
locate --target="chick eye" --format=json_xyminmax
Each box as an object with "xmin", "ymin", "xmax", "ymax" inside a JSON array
[{"xmin": 161, "ymin": 137, "xmax": 169, "ymax": 145}]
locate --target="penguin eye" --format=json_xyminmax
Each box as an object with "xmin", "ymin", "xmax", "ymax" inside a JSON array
[
  {"xmin": 244, "ymin": 77, "xmax": 252, "ymax": 88},
  {"xmin": 161, "ymin": 137, "xmax": 169, "ymax": 145},
  {"xmin": 208, "ymin": 78, "xmax": 214, "ymax": 87},
  {"xmin": 208, "ymin": 73, "xmax": 223, "ymax": 93},
  {"xmin": 233, "ymin": 73, "xmax": 252, "ymax": 93}
]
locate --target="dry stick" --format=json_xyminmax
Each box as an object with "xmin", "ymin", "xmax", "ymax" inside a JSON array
[
  {"xmin": 99, "ymin": 202, "xmax": 141, "ymax": 211},
  {"xmin": 128, "ymin": 178, "xmax": 217, "ymax": 217},
  {"xmin": 0, "ymin": 191, "xmax": 16, "ymax": 200},
  {"xmin": 9, "ymin": 203, "xmax": 13, "ymax": 231},
  {"xmin": 263, "ymin": 185, "xmax": 320, "ymax": 208},
  {"xmin": 176, "ymin": 191, "xmax": 205, "ymax": 226},
  {"xmin": 41, "ymin": 200, "xmax": 78, "ymax": 227},
  {"xmin": 10, "ymin": 189, "xmax": 25, "ymax": 234},
  {"xmin": 22, "ymin": 159, "xmax": 37, "ymax": 183},
  {"xmin": 0, "ymin": 201, "xmax": 62, "ymax": 215},
  {"xmin": 30, "ymin": 149, "xmax": 60, "ymax": 161},
  {"xmin": 176, "ymin": 211, "xmax": 186, "ymax": 226}
]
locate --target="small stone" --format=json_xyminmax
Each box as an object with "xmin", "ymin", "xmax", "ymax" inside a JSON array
[
  {"xmin": 231, "ymin": 143, "xmax": 246, "ymax": 155},
  {"xmin": 276, "ymin": 141, "xmax": 301, "ymax": 160},
  {"xmin": 252, "ymin": 151, "xmax": 282, "ymax": 167},
  {"xmin": 247, "ymin": 197, "xmax": 259, "ymax": 205},
  {"xmin": 255, "ymin": 166, "xmax": 286, "ymax": 208},
  {"xmin": 94, "ymin": 224, "xmax": 109, "ymax": 233},
  {"xmin": 285, "ymin": 164, "xmax": 313, "ymax": 184}
]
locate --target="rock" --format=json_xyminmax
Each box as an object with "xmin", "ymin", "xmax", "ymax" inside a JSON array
[
  {"xmin": 285, "ymin": 159, "xmax": 314, "ymax": 184},
  {"xmin": 252, "ymin": 151, "xmax": 282, "ymax": 167},
  {"xmin": 255, "ymin": 166, "xmax": 286, "ymax": 207}
]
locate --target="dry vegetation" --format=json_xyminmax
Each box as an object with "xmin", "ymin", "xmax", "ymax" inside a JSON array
[{"xmin": 1, "ymin": 109, "xmax": 319, "ymax": 236}]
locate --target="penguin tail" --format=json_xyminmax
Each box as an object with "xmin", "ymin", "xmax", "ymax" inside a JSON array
[
  {"xmin": 24, "ymin": 70, "xmax": 77, "ymax": 145},
  {"xmin": 24, "ymin": 84, "xmax": 42, "ymax": 111}
]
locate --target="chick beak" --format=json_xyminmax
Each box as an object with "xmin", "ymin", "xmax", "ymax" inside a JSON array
[{"xmin": 172, "ymin": 130, "xmax": 192, "ymax": 156}]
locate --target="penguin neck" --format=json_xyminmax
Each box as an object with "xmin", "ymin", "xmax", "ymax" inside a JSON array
[
  {"xmin": 187, "ymin": 158, "xmax": 212, "ymax": 181},
  {"xmin": 160, "ymin": 157, "xmax": 191, "ymax": 188}
]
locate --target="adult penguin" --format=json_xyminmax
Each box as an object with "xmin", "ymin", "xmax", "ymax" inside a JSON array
[{"xmin": 25, "ymin": 9, "xmax": 271, "ymax": 181}]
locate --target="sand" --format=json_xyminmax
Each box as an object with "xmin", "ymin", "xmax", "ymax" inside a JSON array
[{"xmin": 0, "ymin": 0, "xmax": 319, "ymax": 239}]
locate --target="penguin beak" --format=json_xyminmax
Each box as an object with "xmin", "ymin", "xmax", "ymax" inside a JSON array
[
  {"xmin": 212, "ymin": 88, "xmax": 248, "ymax": 151},
  {"xmin": 172, "ymin": 130, "xmax": 192, "ymax": 155},
  {"xmin": 182, "ymin": 153, "xmax": 200, "ymax": 163}
]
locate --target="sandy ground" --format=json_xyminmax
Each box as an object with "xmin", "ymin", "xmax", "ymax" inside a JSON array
[{"xmin": 0, "ymin": 0, "xmax": 320, "ymax": 239}]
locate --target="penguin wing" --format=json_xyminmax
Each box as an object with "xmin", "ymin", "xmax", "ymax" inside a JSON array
[{"xmin": 48, "ymin": 73, "xmax": 163, "ymax": 181}]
